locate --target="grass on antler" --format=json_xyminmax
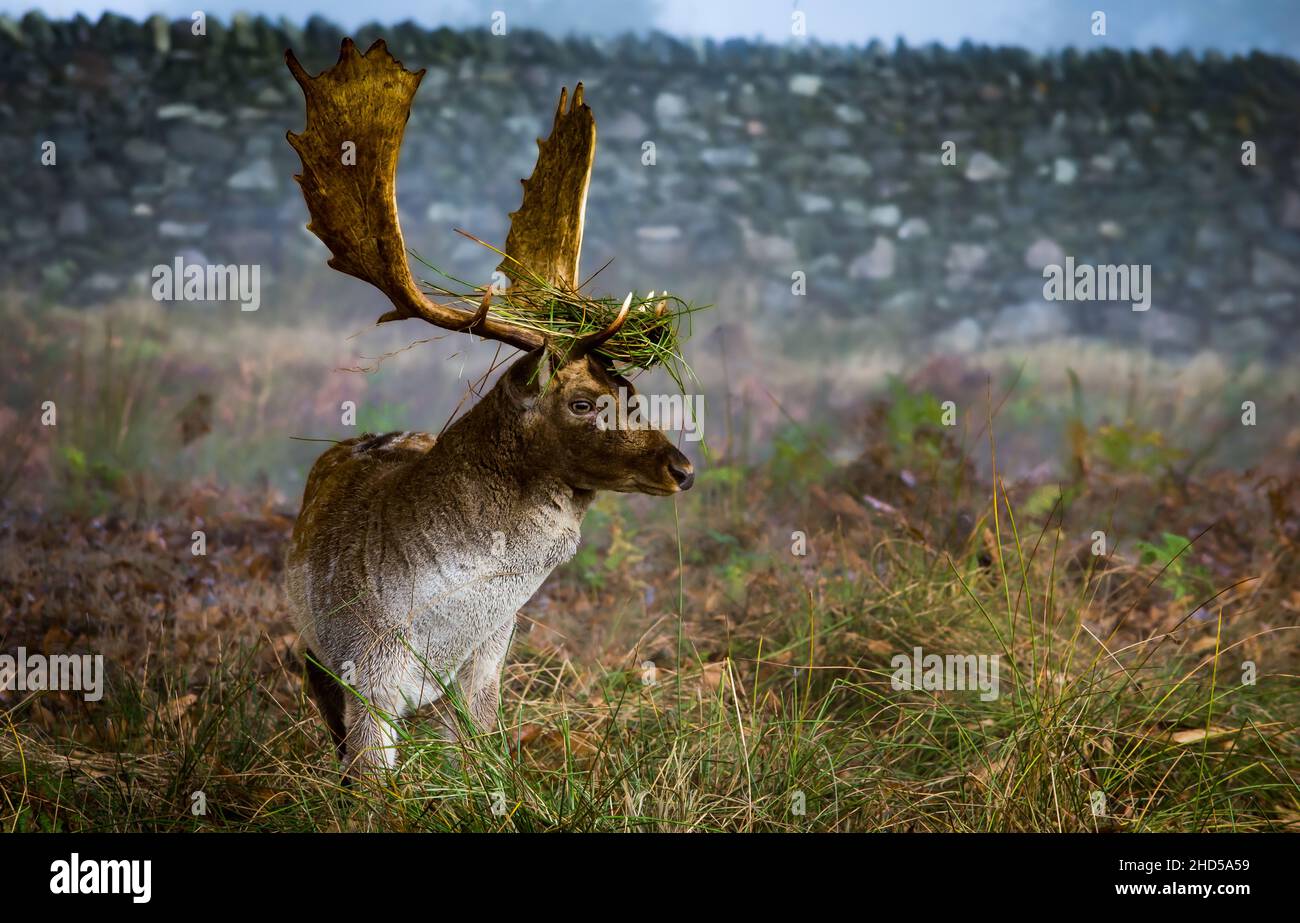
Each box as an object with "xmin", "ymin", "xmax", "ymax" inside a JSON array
[{"xmin": 409, "ymin": 244, "xmax": 707, "ymax": 391}]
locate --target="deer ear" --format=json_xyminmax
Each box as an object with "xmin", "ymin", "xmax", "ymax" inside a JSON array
[
  {"xmin": 503, "ymin": 347, "xmax": 553, "ymax": 408},
  {"xmin": 584, "ymin": 352, "xmax": 613, "ymax": 381},
  {"xmin": 584, "ymin": 352, "xmax": 633, "ymax": 391}
]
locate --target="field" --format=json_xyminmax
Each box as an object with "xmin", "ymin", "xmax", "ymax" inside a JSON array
[{"xmin": 1, "ymin": 298, "xmax": 1297, "ymax": 831}]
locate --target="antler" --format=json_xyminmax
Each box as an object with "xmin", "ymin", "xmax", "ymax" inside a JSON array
[
  {"xmin": 499, "ymin": 81, "xmax": 634, "ymax": 358},
  {"xmin": 285, "ymin": 39, "xmax": 543, "ymax": 352},
  {"xmin": 498, "ymin": 84, "xmax": 596, "ymax": 293}
]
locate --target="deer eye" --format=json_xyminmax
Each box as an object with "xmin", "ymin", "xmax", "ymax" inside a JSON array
[{"xmin": 569, "ymin": 399, "xmax": 595, "ymax": 415}]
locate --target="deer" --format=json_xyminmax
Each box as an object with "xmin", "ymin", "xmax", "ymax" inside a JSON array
[{"xmin": 282, "ymin": 38, "xmax": 696, "ymax": 779}]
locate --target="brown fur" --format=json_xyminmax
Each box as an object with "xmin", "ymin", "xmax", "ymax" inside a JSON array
[{"xmin": 287, "ymin": 349, "xmax": 693, "ymax": 776}]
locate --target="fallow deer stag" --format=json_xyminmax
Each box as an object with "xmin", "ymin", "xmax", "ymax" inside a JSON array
[{"xmin": 283, "ymin": 39, "xmax": 695, "ymax": 778}]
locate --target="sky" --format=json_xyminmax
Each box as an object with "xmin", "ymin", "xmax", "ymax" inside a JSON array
[{"xmin": 4, "ymin": 0, "xmax": 1299, "ymax": 57}]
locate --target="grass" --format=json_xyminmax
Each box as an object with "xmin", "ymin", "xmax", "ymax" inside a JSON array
[
  {"xmin": 0, "ymin": 296, "xmax": 523, "ymax": 514},
  {"xmin": 411, "ymin": 242, "xmax": 710, "ymax": 389},
  {"xmin": 1, "ymin": 300, "xmax": 1296, "ymax": 832},
  {"xmin": 3, "ymin": 547, "xmax": 1294, "ymax": 831},
  {"xmin": 2, "ymin": 415, "xmax": 1296, "ymax": 831}
]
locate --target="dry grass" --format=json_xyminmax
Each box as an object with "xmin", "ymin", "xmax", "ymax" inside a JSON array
[
  {"xmin": 2, "ymin": 409, "xmax": 1297, "ymax": 830},
  {"xmin": 1, "ymin": 298, "xmax": 1297, "ymax": 831}
]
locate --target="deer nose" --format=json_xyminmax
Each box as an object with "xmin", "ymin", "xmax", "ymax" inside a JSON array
[{"xmin": 668, "ymin": 455, "xmax": 695, "ymax": 491}]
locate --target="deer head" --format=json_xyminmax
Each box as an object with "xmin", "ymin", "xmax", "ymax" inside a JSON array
[
  {"xmin": 502, "ymin": 348, "xmax": 694, "ymax": 494},
  {"xmin": 285, "ymin": 38, "xmax": 694, "ymax": 495}
]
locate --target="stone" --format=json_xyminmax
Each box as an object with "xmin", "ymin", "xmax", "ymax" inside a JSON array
[
  {"xmin": 1098, "ymin": 220, "xmax": 1124, "ymax": 239},
  {"xmin": 0, "ymin": 14, "xmax": 23, "ymax": 45},
  {"xmin": 867, "ymin": 204, "xmax": 901, "ymax": 227},
  {"xmin": 1251, "ymin": 249, "xmax": 1300, "ymax": 288},
  {"xmin": 15, "ymin": 217, "xmax": 48, "ymax": 241},
  {"xmin": 20, "ymin": 11, "xmax": 54, "ymax": 45},
  {"xmin": 636, "ymin": 225, "xmax": 682, "ymax": 242},
  {"xmin": 191, "ymin": 110, "xmax": 230, "ymax": 129},
  {"xmin": 881, "ymin": 289, "xmax": 924, "ymax": 314},
  {"xmin": 797, "ymin": 193, "xmax": 833, "ymax": 214},
  {"xmin": 1235, "ymin": 202, "xmax": 1270, "ymax": 232},
  {"xmin": 1126, "ymin": 111, "xmax": 1156, "ymax": 133},
  {"xmin": 159, "ymin": 221, "xmax": 209, "ymax": 239},
  {"xmin": 699, "ymin": 147, "xmax": 758, "ymax": 169},
  {"xmin": 426, "ymin": 201, "xmax": 465, "ymax": 224},
  {"xmin": 123, "ymin": 138, "xmax": 167, "ymax": 165},
  {"xmin": 40, "ymin": 261, "xmax": 75, "ymax": 290},
  {"xmin": 243, "ymin": 135, "xmax": 274, "ymax": 157},
  {"xmin": 1023, "ymin": 237, "xmax": 1065, "ymax": 270},
  {"xmin": 165, "ymin": 125, "xmax": 237, "ymax": 161},
  {"xmin": 826, "ymin": 154, "xmax": 872, "ymax": 179},
  {"xmin": 808, "ymin": 253, "xmax": 843, "ymax": 275},
  {"xmin": 1021, "ymin": 128, "xmax": 1065, "ymax": 162},
  {"xmin": 965, "ymin": 151, "xmax": 1008, "ymax": 182},
  {"xmin": 988, "ymin": 300, "xmax": 1069, "ymax": 343},
  {"xmin": 1280, "ymin": 189, "xmax": 1300, "ymax": 230},
  {"xmin": 653, "ymin": 91, "xmax": 688, "ymax": 123},
  {"xmin": 945, "ymin": 243, "xmax": 989, "ymax": 274},
  {"xmin": 56, "ymin": 201, "xmax": 89, "ymax": 236},
  {"xmin": 254, "ymin": 85, "xmax": 286, "ymax": 106},
  {"xmin": 1106, "ymin": 139, "xmax": 1136, "ymax": 167},
  {"xmin": 637, "ymin": 225, "xmax": 689, "ymax": 268},
  {"xmin": 147, "ymin": 14, "xmax": 170, "ymax": 54},
  {"xmin": 848, "ymin": 236, "xmax": 896, "ymax": 280},
  {"xmin": 231, "ymin": 12, "xmax": 258, "ymax": 49},
  {"xmin": 227, "ymin": 158, "xmax": 277, "ymax": 191},
  {"xmin": 833, "ymin": 104, "xmax": 864, "ymax": 124},
  {"xmin": 1195, "ymin": 224, "xmax": 1229, "ymax": 251},
  {"xmin": 0, "ymin": 23, "xmax": 1297, "ymax": 357},
  {"xmin": 788, "ymin": 73, "xmax": 822, "ymax": 96},
  {"xmin": 896, "ymin": 217, "xmax": 931, "ymax": 240},
  {"xmin": 1138, "ymin": 310, "xmax": 1199, "ymax": 351},
  {"xmin": 934, "ymin": 317, "xmax": 982, "ymax": 353},
  {"xmin": 79, "ymin": 164, "xmax": 120, "ymax": 191},
  {"xmin": 84, "ymin": 272, "xmax": 124, "ymax": 293},
  {"xmin": 802, "ymin": 126, "xmax": 850, "ymax": 149},
  {"xmin": 157, "ymin": 103, "xmax": 200, "ymax": 120},
  {"xmin": 109, "ymin": 55, "xmax": 141, "ymax": 78},
  {"xmin": 737, "ymin": 218, "xmax": 798, "ymax": 264},
  {"xmin": 1220, "ymin": 318, "xmax": 1276, "ymax": 355},
  {"xmin": 604, "ymin": 110, "xmax": 648, "ymax": 142}
]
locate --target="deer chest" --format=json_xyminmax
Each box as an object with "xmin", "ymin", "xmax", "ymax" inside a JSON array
[{"xmin": 404, "ymin": 513, "xmax": 582, "ymax": 643}]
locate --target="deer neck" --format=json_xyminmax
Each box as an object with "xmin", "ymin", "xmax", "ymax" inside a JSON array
[{"xmin": 410, "ymin": 387, "xmax": 593, "ymax": 538}]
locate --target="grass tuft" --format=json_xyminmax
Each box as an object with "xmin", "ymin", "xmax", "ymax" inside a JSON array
[{"xmin": 410, "ymin": 242, "xmax": 709, "ymax": 389}]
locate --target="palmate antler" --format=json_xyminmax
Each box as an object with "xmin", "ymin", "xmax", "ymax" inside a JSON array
[{"xmin": 285, "ymin": 38, "xmax": 629, "ymax": 355}]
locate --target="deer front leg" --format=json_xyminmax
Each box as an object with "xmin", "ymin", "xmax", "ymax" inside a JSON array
[
  {"xmin": 342, "ymin": 689, "xmax": 402, "ymax": 780},
  {"xmin": 459, "ymin": 619, "xmax": 517, "ymax": 735}
]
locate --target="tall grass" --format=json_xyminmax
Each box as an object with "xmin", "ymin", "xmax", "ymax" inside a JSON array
[
  {"xmin": 3, "ymin": 466, "xmax": 1294, "ymax": 832},
  {"xmin": 1, "ymin": 303, "xmax": 1296, "ymax": 832}
]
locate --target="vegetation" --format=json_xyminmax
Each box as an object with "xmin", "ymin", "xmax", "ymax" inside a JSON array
[
  {"xmin": 1, "ymin": 302, "xmax": 1297, "ymax": 832},
  {"xmin": 413, "ymin": 245, "xmax": 708, "ymax": 387}
]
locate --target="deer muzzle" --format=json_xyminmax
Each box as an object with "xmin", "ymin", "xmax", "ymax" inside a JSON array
[{"xmin": 666, "ymin": 447, "xmax": 695, "ymax": 492}]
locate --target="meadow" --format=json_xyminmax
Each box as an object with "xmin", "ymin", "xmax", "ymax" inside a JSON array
[{"xmin": 1, "ymin": 295, "xmax": 1297, "ymax": 831}]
